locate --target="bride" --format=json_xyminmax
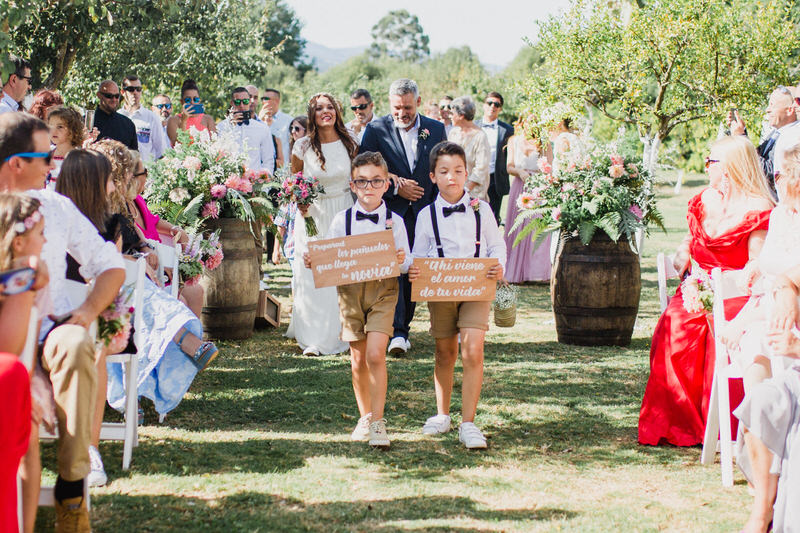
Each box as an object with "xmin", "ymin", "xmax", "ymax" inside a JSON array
[{"xmin": 286, "ymin": 93, "xmax": 358, "ymax": 355}]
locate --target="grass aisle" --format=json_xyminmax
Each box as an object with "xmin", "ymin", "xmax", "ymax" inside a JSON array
[{"xmin": 38, "ymin": 174, "xmax": 751, "ymax": 532}]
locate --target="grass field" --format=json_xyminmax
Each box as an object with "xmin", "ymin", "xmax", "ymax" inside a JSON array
[{"xmin": 35, "ymin": 173, "xmax": 753, "ymax": 532}]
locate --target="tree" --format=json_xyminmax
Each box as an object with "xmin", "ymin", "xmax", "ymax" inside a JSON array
[
  {"xmin": 369, "ymin": 10, "xmax": 430, "ymax": 63},
  {"xmin": 256, "ymin": 0, "xmax": 310, "ymax": 72},
  {"xmin": 523, "ymin": 0, "xmax": 799, "ymax": 173}
]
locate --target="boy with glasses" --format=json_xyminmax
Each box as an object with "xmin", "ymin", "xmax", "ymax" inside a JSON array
[
  {"xmin": 119, "ymin": 75, "xmax": 167, "ymax": 163},
  {"xmin": 93, "ymin": 80, "xmax": 138, "ymax": 150},
  {"xmin": 347, "ymin": 88, "xmax": 375, "ymax": 143},
  {"xmin": 0, "ymin": 54, "xmax": 32, "ymax": 114}
]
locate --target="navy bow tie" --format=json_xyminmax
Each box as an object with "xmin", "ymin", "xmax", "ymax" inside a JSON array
[
  {"xmin": 483, "ymin": 123, "xmax": 496, "ymax": 129},
  {"xmin": 356, "ymin": 211, "xmax": 379, "ymax": 224},
  {"xmin": 442, "ymin": 204, "xmax": 466, "ymax": 217}
]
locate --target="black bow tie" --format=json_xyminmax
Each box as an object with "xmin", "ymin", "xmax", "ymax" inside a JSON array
[
  {"xmin": 483, "ymin": 123, "xmax": 496, "ymax": 129},
  {"xmin": 442, "ymin": 204, "xmax": 466, "ymax": 217},
  {"xmin": 238, "ymin": 119, "xmax": 250, "ymax": 126},
  {"xmin": 356, "ymin": 211, "xmax": 379, "ymax": 224}
]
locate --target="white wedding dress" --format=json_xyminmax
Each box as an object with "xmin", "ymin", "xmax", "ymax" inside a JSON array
[{"xmin": 285, "ymin": 137, "xmax": 352, "ymax": 354}]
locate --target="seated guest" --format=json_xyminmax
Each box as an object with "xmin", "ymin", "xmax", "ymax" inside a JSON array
[
  {"xmin": 447, "ymin": 96, "xmax": 491, "ymax": 201},
  {"xmin": 46, "ymin": 105, "xmax": 85, "ymax": 189},
  {"xmin": 28, "ymin": 89, "xmax": 63, "ymax": 120},
  {"xmin": 0, "ymin": 112, "xmax": 125, "ymax": 533},
  {"xmin": 639, "ymin": 135, "xmax": 774, "ymax": 447}
]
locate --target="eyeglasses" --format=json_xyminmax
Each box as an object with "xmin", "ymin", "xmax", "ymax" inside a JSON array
[
  {"xmin": 439, "ymin": 104, "xmax": 451, "ymax": 110},
  {"xmin": 18, "ymin": 75, "xmax": 32, "ymax": 82},
  {"xmin": 261, "ymin": 96, "xmax": 271, "ymax": 102},
  {"xmin": 123, "ymin": 86, "xmax": 143, "ymax": 93},
  {"xmin": 184, "ymin": 97, "xmax": 201, "ymax": 104},
  {"xmin": 704, "ymin": 157, "xmax": 720, "ymax": 169},
  {"xmin": 233, "ymin": 98, "xmax": 251, "ymax": 106},
  {"xmin": 350, "ymin": 103, "xmax": 369, "ymax": 111},
  {"xmin": 3, "ymin": 152, "xmax": 53, "ymax": 165},
  {"xmin": 290, "ymin": 126, "xmax": 304, "ymax": 133},
  {"xmin": 154, "ymin": 103, "xmax": 172, "ymax": 110},
  {"xmin": 134, "ymin": 169, "xmax": 148, "ymax": 178},
  {"xmin": 485, "ymin": 101, "xmax": 502, "ymax": 108},
  {"xmin": 352, "ymin": 178, "xmax": 387, "ymax": 189},
  {"xmin": 100, "ymin": 92, "xmax": 121, "ymax": 100}
]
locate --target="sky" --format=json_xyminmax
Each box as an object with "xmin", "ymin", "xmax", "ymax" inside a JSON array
[{"xmin": 284, "ymin": 0, "xmax": 573, "ymax": 67}]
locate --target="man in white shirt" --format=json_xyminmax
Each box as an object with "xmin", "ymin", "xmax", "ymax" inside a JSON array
[
  {"xmin": 151, "ymin": 94, "xmax": 173, "ymax": 148},
  {"xmin": 0, "ymin": 55, "xmax": 32, "ymax": 114},
  {"xmin": 259, "ymin": 87, "xmax": 292, "ymax": 164},
  {"xmin": 439, "ymin": 96, "xmax": 454, "ymax": 136},
  {"xmin": 218, "ymin": 87, "xmax": 275, "ymax": 172},
  {"xmin": 0, "ymin": 112, "xmax": 125, "ymax": 529},
  {"xmin": 347, "ymin": 88, "xmax": 375, "ymax": 143},
  {"xmin": 119, "ymin": 75, "xmax": 168, "ymax": 163}
]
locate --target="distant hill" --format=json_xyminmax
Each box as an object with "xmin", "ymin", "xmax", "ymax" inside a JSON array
[{"xmin": 304, "ymin": 42, "xmax": 367, "ymax": 72}]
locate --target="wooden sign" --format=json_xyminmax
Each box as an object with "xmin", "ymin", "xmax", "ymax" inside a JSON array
[
  {"xmin": 411, "ymin": 258, "xmax": 498, "ymax": 302},
  {"xmin": 308, "ymin": 230, "xmax": 400, "ymax": 288}
]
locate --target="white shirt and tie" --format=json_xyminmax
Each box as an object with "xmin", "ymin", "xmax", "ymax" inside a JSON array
[
  {"xmin": 396, "ymin": 115, "xmax": 420, "ymax": 172},
  {"xmin": 412, "ymin": 193, "xmax": 506, "ymax": 268},
  {"xmin": 481, "ymin": 120, "xmax": 499, "ymax": 174},
  {"xmin": 218, "ymin": 118, "xmax": 275, "ymax": 173},
  {"xmin": 327, "ymin": 200, "xmax": 412, "ymax": 273}
]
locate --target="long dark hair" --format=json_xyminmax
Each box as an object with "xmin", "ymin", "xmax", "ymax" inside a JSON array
[
  {"xmin": 56, "ymin": 149, "xmax": 113, "ymax": 231},
  {"xmin": 289, "ymin": 115, "xmax": 308, "ymax": 154},
  {"xmin": 305, "ymin": 93, "xmax": 358, "ymax": 170}
]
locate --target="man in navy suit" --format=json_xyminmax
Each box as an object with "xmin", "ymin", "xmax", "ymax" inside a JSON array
[
  {"xmin": 476, "ymin": 92, "xmax": 514, "ymax": 224},
  {"xmin": 360, "ymin": 78, "xmax": 447, "ymax": 355}
]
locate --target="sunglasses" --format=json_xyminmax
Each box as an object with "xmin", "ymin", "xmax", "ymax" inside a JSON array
[
  {"xmin": 3, "ymin": 151, "xmax": 53, "ymax": 165},
  {"xmin": 352, "ymin": 178, "xmax": 387, "ymax": 189},
  {"xmin": 134, "ymin": 169, "xmax": 149, "ymax": 178},
  {"xmin": 704, "ymin": 157, "xmax": 720, "ymax": 169},
  {"xmin": 101, "ymin": 92, "xmax": 121, "ymax": 100},
  {"xmin": 184, "ymin": 97, "xmax": 202, "ymax": 104},
  {"xmin": 18, "ymin": 75, "xmax": 32, "ymax": 82},
  {"xmin": 154, "ymin": 103, "xmax": 172, "ymax": 110},
  {"xmin": 233, "ymin": 98, "xmax": 251, "ymax": 106},
  {"xmin": 290, "ymin": 125, "xmax": 304, "ymax": 133},
  {"xmin": 350, "ymin": 103, "xmax": 369, "ymax": 111},
  {"xmin": 261, "ymin": 96, "xmax": 271, "ymax": 102},
  {"xmin": 439, "ymin": 104, "xmax": 452, "ymax": 110},
  {"xmin": 485, "ymin": 101, "xmax": 502, "ymax": 108},
  {"xmin": 123, "ymin": 86, "xmax": 143, "ymax": 93}
]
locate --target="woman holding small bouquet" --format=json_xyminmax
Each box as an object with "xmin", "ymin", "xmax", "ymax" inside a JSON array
[
  {"xmin": 286, "ymin": 92, "xmax": 357, "ymax": 355},
  {"xmin": 638, "ymin": 135, "xmax": 774, "ymax": 447}
]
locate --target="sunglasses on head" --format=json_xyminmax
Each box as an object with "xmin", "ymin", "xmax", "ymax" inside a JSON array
[
  {"xmin": 485, "ymin": 101, "xmax": 502, "ymax": 108},
  {"xmin": 101, "ymin": 92, "xmax": 121, "ymax": 100},
  {"xmin": 233, "ymin": 98, "xmax": 251, "ymax": 106},
  {"xmin": 155, "ymin": 103, "xmax": 172, "ymax": 109},
  {"xmin": 123, "ymin": 86, "xmax": 143, "ymax": 93},
  {"xmin": 184, "ymin": 96, "xmax": 201, "ymax": 104},
  {"xmin": 3, "ymin": 151, "xmax": 53, "ymax": 165},
  {"xmin": 350, "ymin": 103, "xmax": 369, "ymax": 111}
]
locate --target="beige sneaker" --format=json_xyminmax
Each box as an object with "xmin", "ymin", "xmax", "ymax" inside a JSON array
[
  {"xmin": 55, "ymin": 495, "xmax": 91, "ymax": 533},
  {"xmin": 369, "ymin": 419, "xmax": 391, "ymax": 448},
  {"xmin": 350, "ymin": 413, "xmax": 372, "ymax": 441}
]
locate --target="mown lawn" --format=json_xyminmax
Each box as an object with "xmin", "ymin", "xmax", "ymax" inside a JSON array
[{"xmin": 36, "ymin": 173, "xmax": 752, "ymax": 532}]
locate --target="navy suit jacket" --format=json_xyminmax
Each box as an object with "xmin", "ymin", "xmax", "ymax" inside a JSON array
[
  {"xmin": 475, "ymin": 118, "xmax": 514, "ymax": 196},
  {"xmin": 359, "ymin": 114, "xmax": 447, "ymax": 217}
]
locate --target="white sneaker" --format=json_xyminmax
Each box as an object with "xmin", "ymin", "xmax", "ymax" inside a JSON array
[
  {"xmin": 388, "ymin": 337, "xmax": 407, "ymax": 356},
  {"xmin": 459, "ymin": 422, "xmax": 488, "ymax": 449},
  {"xmin": 422, "ymin": 414, "xmax": 451, "ymax": 435},
  {"xmin": 87, "ymin": 445, "xmax": 107, "ymax": 487},
  {"xmin": 302, "ymin": 345, "xmax": 321, "ymax": 356},
  {"xmin": 368, "ymin": 419, "xmax": 390, "ymax": 448},
  {"xmin": 350, "ymin": 413, "xmax": 372, "ymax": 441}
]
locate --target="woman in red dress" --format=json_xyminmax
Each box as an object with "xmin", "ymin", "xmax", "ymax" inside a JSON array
[{"xmin": 639, "ymin": 135, "xmax": 775, "ymax": 446}]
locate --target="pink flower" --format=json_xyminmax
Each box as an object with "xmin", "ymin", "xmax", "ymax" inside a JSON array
[
  {"xmin": 234, "ymin": 178, "xmax": 252, "ymax": 193},
  {"xmin": 202, "ymin": 201, "xmax": 220, "ymax": 219},
  {"xmin": 225, "ymin": 175, "xmax": 240, "ymax": 189},
  {"xmin": 538, "ymin": 159, "xmax": 553, "ymax": 175},
  {"xmin": 629, "ymin": 205, "xmax": 643, "ymax": 220},
  {"xmin": 610, "ymin": 154, "xmax": 624, "ymax": 166},
  {"xmin": 210, "ymin": 184, "xmax": 227, "ymax": 199},
  {"xmin": 301, "ymin": 190, "xmax": 309, "ymax": 199},
  {"xmin": 561, "ymin": 183, "xmax": 576, "ymax": 192},
  {"xmin": 609, "ymin": 164, "xmax": 626, "ymax": 179},
  {"xmin": 517, "ymin": 193, "xmax": 537, "ymax": 210},
  {"xmin": 552, "ymin": 207, "xmax": 562, "ymax": 221},
  {"xmin": 627, "ymin": 163, "xmax": 639, "ymax": 177},
  {"xmin": 469, "ymin": 197, "xmax": 480, "ymax": 211},
  {"xmin": 185, "ymin": 275, "xmax": 201, "ymax": 286},
  {"xmin": 182, "ymin": 156, "xmax": 202, "ymax": 171},
  {"xmin": 205, "ymin": 250, "xmax": 223, "ymax": 270}
]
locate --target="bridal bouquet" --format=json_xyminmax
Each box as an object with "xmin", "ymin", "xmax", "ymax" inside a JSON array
[
  {"xmin": 274, "ymin": 167, "xmax": 325, "ymax": 237},
  {"xmin": 147, "ymin": 128, "xmax": 275, "ymax": 225},
  {"xmin": 179, "ymin": 229, "xmax": 224, "ymax": 286},
  {"xmin": 97, "ymin": 285, "xmax": 134, "ymax": 352},
  {"xmin": 512, "ymin": 144, "xmax": 664, "ymax": 251},
  {"xmin": 681, "ymin": 268, "xmax": 714, "ymax": 314}
]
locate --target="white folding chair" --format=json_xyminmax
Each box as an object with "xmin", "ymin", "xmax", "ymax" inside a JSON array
[
  {"xmin": 656, "ymin": 252, "xmax": 680, "ymax": 312},
  {"xmin": 700, "ymin": 267, "xmax": 745, "ymax": 487},
  {"xmin": 153, "ymin": 241, "xmax": 181, "ymax": 298}
]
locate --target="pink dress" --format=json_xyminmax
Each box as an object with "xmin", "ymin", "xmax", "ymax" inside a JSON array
[{"xmin": 134, "ymin": 195, "xmax": 161, "ymax": 242}]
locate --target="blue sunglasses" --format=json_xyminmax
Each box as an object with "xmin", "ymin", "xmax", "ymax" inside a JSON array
[{"xmin": 3, "ymin": 152, "xmax": 53, "ymax": 164}]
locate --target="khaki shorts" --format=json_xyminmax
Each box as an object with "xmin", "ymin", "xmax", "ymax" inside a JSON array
[
  {"xmin": 427, "ymin": 300, "xmax": 491, "ymax": 338},
  {"xmin": 336, "ymin": 278, "xmax": 399, "ymax": 342}
]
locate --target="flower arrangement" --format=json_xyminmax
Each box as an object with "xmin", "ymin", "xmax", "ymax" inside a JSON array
[
  {"xmin": 512, "ymin": 144, "xmax": 664, "ymax": 250},
  {"xmin": 179, "ymin": 229, "xmax": 224, "ymax": 286},
  {"xmin": 147, "ymin": 128, "xmax": 275, "ymax": 226},
  {"xmin": 681, "ymin": 267, "xmax": 714, "ymax": 314},
  {"xmin": 274, "ymin": 166, "xmax": 325, "ymax": 237},
  {"xmin": 493, "ymin": 283, "xmax": 518, "ymax": 327},
  {"xmin": 97, "ymin": 285, "xmax": 134, "ymax": 351}
]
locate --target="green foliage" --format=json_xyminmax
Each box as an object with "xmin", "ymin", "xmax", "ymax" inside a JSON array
[{"xmin": 369, "ymin": 9, "xmax": 430, "ymax": 63}]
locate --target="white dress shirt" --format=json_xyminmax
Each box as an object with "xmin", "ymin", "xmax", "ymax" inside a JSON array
[
  {"xmin": 413, "ymin": 192, "xmax": 506, "ymax": 269},
  {"xmin": 270, "ymin": 110, "xmax": 293, "ymax": 165},
  {"xmin": 218, "ymin": 118, "xmax": 275, "ymax": 173},
  {"xmin": 481, "ymin": 119, "xmax": 499, "ymax": 174},
  {"xmin": 327, "ymin": 200, "xmax": 412, "ymax": 273},
  {"xmin": 0, "ymin": 91, "xmax": 20, "ymax": 114},
  {"xmin": 27, "ymin": 189, "xmax": 125, "ymax": 340},
  {"xmin": 773, "ymin": 121, "xmax": 800, "ymax": 179},
  {"xmin": 396, "ymin": 114, "xmax": 420, "ymax": 172},
  {"xmin": 119, "ymin": 106, "xmax": 168, "ymax": 163}
]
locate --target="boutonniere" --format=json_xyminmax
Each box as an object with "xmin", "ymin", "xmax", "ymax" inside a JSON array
[
  {"xmin": 469, "ymin": 197, "xmax": 481, "ymax": 212},
  {"xmin": 385, "ymin": 218, "xmax": 394, "ymax": 230},
  {"xmin": 418, "ymin": 128, "xmax": 430, "ymax": 141}
]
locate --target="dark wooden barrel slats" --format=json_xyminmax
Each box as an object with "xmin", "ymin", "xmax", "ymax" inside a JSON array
[
  {"xmin": 551, "ymin": 231, "xmax": 641, "ymax": 347},
  {"xmin": 200, "ymin": 218, "xmax": 260, "ymax": 340}
]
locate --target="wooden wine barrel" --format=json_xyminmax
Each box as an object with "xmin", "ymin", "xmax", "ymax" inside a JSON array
[
  {"xmin": 200, "ymin": 218, "xmax": 260, "ymax": 340},
  {"xmin": 551, "ymin": 230, "xmax": 641, "ymax": 346}
]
